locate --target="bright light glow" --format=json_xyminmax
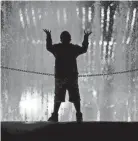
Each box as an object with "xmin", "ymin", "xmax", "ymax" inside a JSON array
[
  {"xmin": 63, "ymin": 8, "xmax": 67, "ymax": 24},
  {"xmin": 93, "ymin": 89, "xmax": 97, "ymax": 98},
  {"xmin": 19, "ymin": 9, "xmax": 24, "ymax": 28},
  {"xmin": 109, "ymin": 40, "xmax": 113, "ymax": 46},
  {"xmin": 131, "ymin": 8, "xmax": 136, "ymax": 31},
  {"xmin": 99, "ymin": 40, "xmax": 102, "ymax": 45},
  {"xmin": 46, "ymin": 92, "xmax": 54, "ymax": 116},
  {"xmin": 108, "ymin": 44, "xmax": 111, "ymax": 56},
  {"xmin": 57, "ymin": 9, "xmax": 60, "ymax": 24},
  {"xmin": 106, "ymin": 6, "xmax": 110, "ymax": 32},
  {"xmin": 89, "ymin": 38, "xmax": 91, "ymax": 46},
  {"xmin": 126, "ymin": 37, "xmax": 130, "ymax": 44},
  {"xmin": 97, "ymin": 110, "xmax": 100, "ymax": 121},
  {"xmin": 39, "ymin": 14, "xmax": 41, "ymax": 20},
  {"xmin": 38, "ymin": 8, "xmax": 42, "ymax": 20},
  {"xmin": 101, "ymin": 7, "xmax": 104, "ymax": 18},
  {"xmin": 104, "ymin": 41, "xmax": 107, "ymax": 46},
  {"xmin": 82, "ymin": 7, "xmax": 85, "ymax": 29},
  {"xmin": 93, "ymin": 41, "xmax": 96, "ymax": 46},
  {"xmin": 25, "ymin": 8, "xmax": 30, "ymax": 26},
  {"xmin": 109, "ymin": 38, "xmax": 114, "ymax": 57},
  {"xmin": 101, "ymin": 7, "xmax": 104, "ymax": 28},
  {"xmin": 110, "ymin": 3, "xmax": 114, "ymax": 7},
  {"xmin": 88, "ymin": 7, "xmax": 92, "ymax": 22},
  {"xmin": 103, "ymin": 41, "xmax": 107, "ymax": 57},
  {"xmin": 126, "ymin": 10, "xmax": 130, "ymax": 29},
  {"xmin": 19, "ymin": 89, "xmax": 42, "ymax": 121},
  {"xmin": 126, "ymin": 101, "xmax": 128, "ymax": 106},
  {"xmin": 19, "ymin": 88, "xmax": 70, "ymax": 121},
  {"xmin": 109, "ymin": 38, "xmax": 113, "ymax": 49},
  {"xmin": 99, "ymin": 36, "xmax": 103, "ymax": 46},
  {"xmin": 76, "ymin": 7, "xmax": 79, "ymax": 16},
  {"xmin": 82, "ymin": 7, "xmax": 85, "ymax": 15},
  {"xmin": 128, "ymin": 116, "xmax": 131, "ymax": 122},
  {"xmin": 114, "ymin": 10, "xmax": 117, "ymax": 19},
  {"xmin": 37, "ymin": 40, "xmax": 41, "ymax": 44},
  {"xmin": 32, "ymin": 8, "xmax": 36, "ymax": 26}
]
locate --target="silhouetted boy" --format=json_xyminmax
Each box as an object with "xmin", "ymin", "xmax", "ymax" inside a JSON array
[{"xmin": 43, "ymin": 29, "xmax": 92, "ymax": 122}]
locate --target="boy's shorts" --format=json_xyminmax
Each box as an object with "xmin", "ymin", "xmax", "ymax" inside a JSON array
[{"xmin": 54, "ymin": 76, "xmax": 80, "ymax": 103}]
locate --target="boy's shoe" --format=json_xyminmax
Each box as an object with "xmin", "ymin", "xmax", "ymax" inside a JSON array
[
  {"xmin": 48, "ymin": 113, "xmax": 58, "ymax": 122},
  {"xmin": 76, "ymin": 112, "xmax": 83, "ymax": 123}
]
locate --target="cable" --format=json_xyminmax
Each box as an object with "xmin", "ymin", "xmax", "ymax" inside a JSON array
[{"xmin": 1, "ymin": 66, "xmax": 138, "ymax": 77}]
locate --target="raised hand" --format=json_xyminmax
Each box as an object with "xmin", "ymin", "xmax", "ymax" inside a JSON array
[
  {"xmin": 84, "ymin": 30, "xmax": 92, "ymax": 37},
  {"xmin": 43, "ymin": 29, "xmax": 51, "ymax": 36}
]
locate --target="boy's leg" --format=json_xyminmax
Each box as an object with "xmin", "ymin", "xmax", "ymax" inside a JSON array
[
  {"xmin": 53, "ymin": 101, "xmax": 61, "ymax": 114},
  {"xmin": 73, "ymin": 101, "xmax": 83, "ymax": 122},
  {"xmin": 53, "ymin": 77, "xmax": 66, "ymax": 114},
  {"xmin": 68, "ymin": 76, "xmax": 83, "ymax": 122},
  {"xmin": 47, "ymin": 101, "xmax": 61, "ymax": 122},
  {"xmin": 73, "ymin": 100, "xmax": 81, "ymax": 113},
  {"xmin": 48, "ymin": 77, "xmax": 66, "ymax": 122}
]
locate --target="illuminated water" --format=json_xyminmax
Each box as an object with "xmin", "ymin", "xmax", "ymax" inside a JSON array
[{"xmin": 1, "ymin": 1, "xmax": 138, "ymax": 122}]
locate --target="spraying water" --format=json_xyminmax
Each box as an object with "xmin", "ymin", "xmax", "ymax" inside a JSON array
[{"xmin": 1, "ymin": 1, "xmax": 138, "ymax": 122}]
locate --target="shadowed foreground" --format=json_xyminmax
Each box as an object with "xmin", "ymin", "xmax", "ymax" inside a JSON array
[{"xmin": 1, "ymin": 122, "xmax": 138, "ymax": 141}]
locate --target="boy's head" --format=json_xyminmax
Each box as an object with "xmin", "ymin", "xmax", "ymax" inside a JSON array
[{"xmin": 60, "ymin": 31, "xmax": 71, "ymax": 44}]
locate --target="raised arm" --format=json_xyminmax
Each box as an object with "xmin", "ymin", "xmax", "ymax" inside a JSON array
[
  {"xmin": 43, "ymin": 29, "xmax": 55, "ymax": 54},
  {"xmin": 75, "ymin": 30, "xmax": 92, "ymax": 55}
]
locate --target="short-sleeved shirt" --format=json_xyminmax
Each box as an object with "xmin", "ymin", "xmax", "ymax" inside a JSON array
[{"xmin": 47, "ymin": 43, "xmax": 87, "ymax": 78}]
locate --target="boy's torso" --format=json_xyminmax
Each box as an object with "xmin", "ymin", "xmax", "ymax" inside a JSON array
[{"xmin": 53, "ymin": 43, "xmax": 79, "ymax": 78}]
